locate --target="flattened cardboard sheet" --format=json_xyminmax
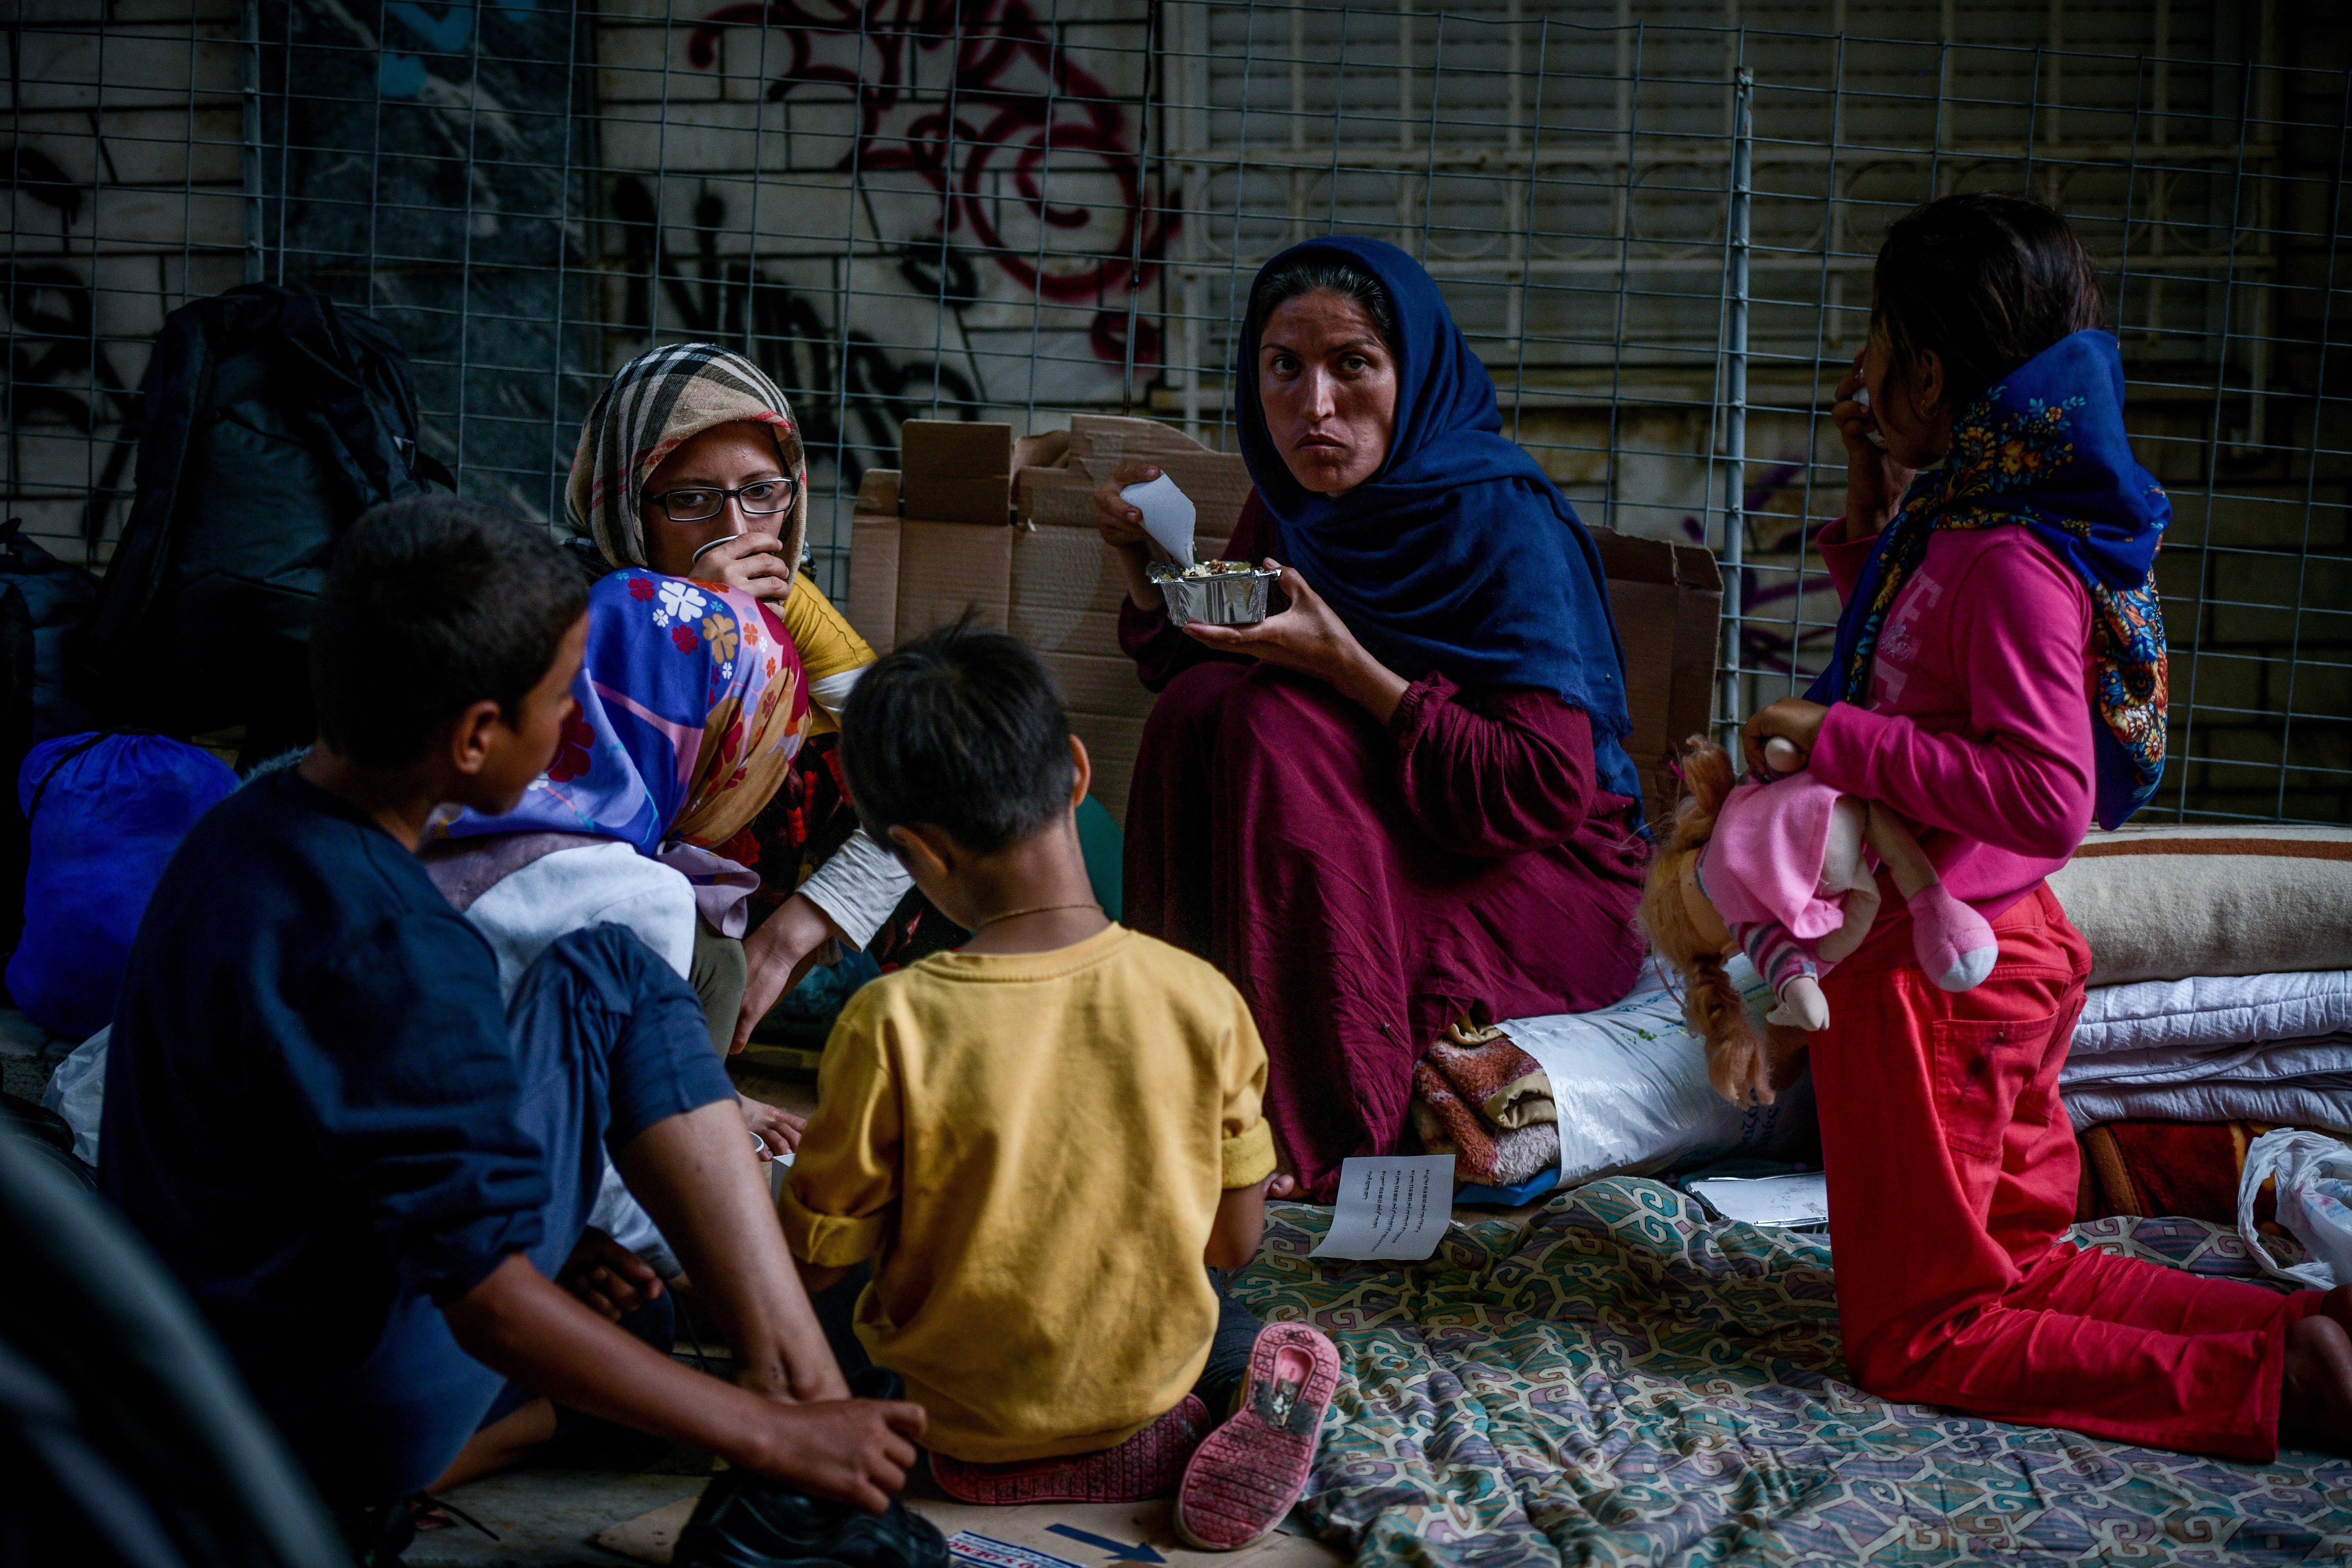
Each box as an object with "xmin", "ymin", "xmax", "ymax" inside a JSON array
[
  {"xmin": 902, "ymin": 420, "xmax": 1013, "ymax": 525},
  {"xmin": 1066, "ymin": 415, "xmax": 1252, "ymax": 544},
  {"xmin": 1587, "ymin": 527, "xmax": 1722, "ymax": 832},
  {"xmin": 897, "ymin": 520, "xmax": 1013, "ymax": 637}
]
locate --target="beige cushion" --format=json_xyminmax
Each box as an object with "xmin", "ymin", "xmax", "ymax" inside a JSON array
[{"xmin": 2048, "ymin": 824, "xmax": 2352, "ymax": 987}]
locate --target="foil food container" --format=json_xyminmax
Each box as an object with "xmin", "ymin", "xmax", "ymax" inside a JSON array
[{"xmin": 1148, "ymin": 561, "xmax": 1281, "ymax": 628}]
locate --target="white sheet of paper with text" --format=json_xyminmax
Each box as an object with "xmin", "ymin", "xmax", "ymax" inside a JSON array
[{"xmin": 1309, "ymin": 1154, "xmax": 1456, "ymax": 1260}]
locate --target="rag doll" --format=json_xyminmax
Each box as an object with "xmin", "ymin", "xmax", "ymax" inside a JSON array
[{"xmin": 1641, "ymin": 735, "xmax": 1998, "ymax": 1106}]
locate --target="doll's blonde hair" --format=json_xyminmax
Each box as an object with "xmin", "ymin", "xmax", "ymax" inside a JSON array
[{"xmin": 1637, "ymin": 737, "xmax": 1761, "ymax": 1074}]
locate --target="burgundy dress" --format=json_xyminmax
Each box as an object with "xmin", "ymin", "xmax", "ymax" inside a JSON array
[{"xmin": 1120, "ymin": 496, "xmax": 1649, "ymax": 1200}]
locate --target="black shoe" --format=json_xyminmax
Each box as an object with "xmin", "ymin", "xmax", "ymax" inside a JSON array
[
  {"xmin": 674, "ymin": 1370, "xmax": 947, "ymax": 1568},
  {"xmin": 335, "ymin": 1491, "xmax": 500, "ymax": 1567},
  {"xmin": 334, "ymin": 1499, "xmax": 418, "ymax": 1567}
]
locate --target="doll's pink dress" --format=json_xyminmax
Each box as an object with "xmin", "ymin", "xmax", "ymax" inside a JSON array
[{"xmin": 1692, "ymin": 771, "xmax": 1873, "ymax": 996}]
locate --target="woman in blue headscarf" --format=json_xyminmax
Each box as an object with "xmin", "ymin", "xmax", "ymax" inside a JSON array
[{"xmin": 1095, "ymin": 237, "xmax": 1649, "ymax": 1201}]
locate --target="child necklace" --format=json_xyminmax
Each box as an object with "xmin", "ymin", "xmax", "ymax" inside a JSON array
[{"xmin": 970, "ymin": 901, "xmax": 1101, "ymax": 931}]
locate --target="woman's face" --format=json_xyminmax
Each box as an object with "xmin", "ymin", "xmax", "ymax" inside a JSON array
[
  {"xmin": 1257, "ymin": 291, "xmax": 1399, "ymax": 496},
  {"xmin": 638, "ymin": 420, "xmax": 793, "ymax": 576},
  {"xmin": 1860, "ymin": 324, "xmax": 1955, "ymax": 470}
]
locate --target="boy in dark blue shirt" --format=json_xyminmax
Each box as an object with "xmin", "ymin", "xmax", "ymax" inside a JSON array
[{"xmin": 100, "ymin": 497, "xmax": 928, "ymax": 1556}]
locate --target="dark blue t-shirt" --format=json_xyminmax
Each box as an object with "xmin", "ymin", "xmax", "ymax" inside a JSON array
[{"xmin": 100, "ymin": 768, "xmax": 547, "ymax": 1392}]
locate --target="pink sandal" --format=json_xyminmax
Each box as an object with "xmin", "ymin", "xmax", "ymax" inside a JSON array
[
  {"xmin": 1173, "ymin": 1324, "xmax": 1339, "ymax": 1550},
  {"xmin": 929, "ymin": 1396, "xmax": 1211, "ymax": 1505}
]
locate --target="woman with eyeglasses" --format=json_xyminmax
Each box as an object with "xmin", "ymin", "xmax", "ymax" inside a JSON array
[{"xmin": 443, "ymin": 344, "xmax": 915, "ymax": 1090}]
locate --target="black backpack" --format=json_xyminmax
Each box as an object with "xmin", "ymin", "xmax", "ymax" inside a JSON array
[{"xmin": 75, "ymin": 284, "xmax": 451, "ymax": 766}]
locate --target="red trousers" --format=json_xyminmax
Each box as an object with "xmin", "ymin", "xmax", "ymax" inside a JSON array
[{"xmin": 1813, "ymin": 881, "xmax": 2321, "ymax": 1461}]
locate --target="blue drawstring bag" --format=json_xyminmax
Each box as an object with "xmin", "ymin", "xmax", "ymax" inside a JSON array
[{"xmin": 9, "ymin": 733, "xmax": 238, "ymax": 1038}]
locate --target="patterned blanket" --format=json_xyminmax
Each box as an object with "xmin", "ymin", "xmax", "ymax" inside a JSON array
[{"xmin": 1228, "ymin": 1177, "xmax": 2350, "ymax": 1566}]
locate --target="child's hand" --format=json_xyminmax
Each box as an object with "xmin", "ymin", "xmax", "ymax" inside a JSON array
[
  {"xmin": 1760, "ymin": 736, "xmax": 1807, "ymax": 777},
  {"xmin": 1744, "ymin": 698, "xmax": 1828, "ymax": 778},
  {"xmin": 739, "ymin": 1092, "xmax": 805, "ymax": 1158},
  {"xmin": 1832, "ymin": 350, "xmax": 1916, "ymax": 539},
  {"xmin": 746, "ymin": 1397, "xmax": 927, "ymax": 1514},
  {"xmin": 557, "ymin": 1227, "xmax": 663, "ymax": 1322}
]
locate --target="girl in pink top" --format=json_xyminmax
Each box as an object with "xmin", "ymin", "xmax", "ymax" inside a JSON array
[{"xmin": 1744, "ymin": 193, "xmax": 2351, "ymax": 1460}]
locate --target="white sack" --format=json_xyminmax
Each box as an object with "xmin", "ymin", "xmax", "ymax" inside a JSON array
[
  {"xmin": 2238, "ymin": 1128, "xmax": 2352, "ymax": 1290},
  {"xmin": 40, "ymin": 1026, "xmax": 109, "ymax": 1167},
  {"xmin": 1505, "ymin": 954, "xmax": 1815, "ymax": 1189}
]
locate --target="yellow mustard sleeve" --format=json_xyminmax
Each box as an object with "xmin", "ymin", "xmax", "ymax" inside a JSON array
[
  {"xmin": 1216, "ymin": 988, "xmax": 1277, "ymax": 1189},
  {"xmin": 778, "ymin": 574, "xmax": 877, "ymax": 738},
  {"xmin": 779, "ymin": 994, "xmax": 903, "ymax": 1267},
  {"xmin": 781, "ymin": 573, "xmax": 877, "ymax": 682},
  {"xmin": 1222, "ymin": 1120, "xmax": 1276, "ymax": 1190}
]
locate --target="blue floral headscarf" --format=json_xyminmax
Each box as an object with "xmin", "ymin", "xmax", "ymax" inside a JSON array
[
  {"xmin": 447, "ymin": 568, "xmax": 809, "ymax": 853},
  {"xmin": 1237, "ymin": 236, "xmax": 1641, "ymax": 806},
  {"xmin": 1807, "ymin": 329, "xmax": 2169, "ymax": 829}
]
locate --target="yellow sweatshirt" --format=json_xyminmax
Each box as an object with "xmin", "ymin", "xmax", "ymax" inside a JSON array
[{"xmin": 780, "ymin": 923, "xmax": 1276, "ymax": 1462}]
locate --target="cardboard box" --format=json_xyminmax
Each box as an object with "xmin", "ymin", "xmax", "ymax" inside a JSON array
[
  {"xmin": 899, "ymin": 419, "xmax": 1013, "ymax": 525},
  {"xmin": 843, "ymin": 466, "xmax": 1017, "ymax": 651},
  {"xmin": 846, "ymin": 417, "xmax": 1719, "ymax": 834},
  {"xmin": 849, "ymin": 417, "xmax": 1250, "ymax": 820},
  {"xmin": 1586, "ymin": 528, "xmax": 1722, "ymax": 832},
  {"xmin": 1061, "ymin": 414, "xmax": 1255, "ymax": 542}
]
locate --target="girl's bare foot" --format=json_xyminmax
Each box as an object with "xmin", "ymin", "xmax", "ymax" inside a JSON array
[{"xmin": 2279, "ymin": 1313, "xmax": 2352, "ymax": 1455}]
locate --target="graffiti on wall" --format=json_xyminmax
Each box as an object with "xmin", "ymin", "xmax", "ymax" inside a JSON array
[
  {"xmin": 608, "ymin": 175, "xmax": 978, "ymax": 483},
  {"xmin": 2, "ymin": 143, "xmax": 144, "ymax": 556},
  {"xmin": 688, "ymin": 0, "xmax": 1174, "ymax": 370}
]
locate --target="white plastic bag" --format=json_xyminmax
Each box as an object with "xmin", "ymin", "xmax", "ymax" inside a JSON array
[
  {"xmin": 1504, "ymin": 953, "xmax": 1816, "ymax": 1189},
  {"xmin": 2238, "ymin": 1127, "xmax": 2352, "ymax": 1289},
  {"xmin": 39, "ymin": 1025, "xmax": 109, "ymax": 1167}
]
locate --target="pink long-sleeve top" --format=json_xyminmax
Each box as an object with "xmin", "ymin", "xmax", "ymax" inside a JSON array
[{"xmin": 1811, "ymin": 522, "xmax": 2097, "ymax": 917}]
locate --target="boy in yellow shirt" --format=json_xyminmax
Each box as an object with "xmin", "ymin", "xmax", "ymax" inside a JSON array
[{"xmin": 782, "ymin": 620, "xmax": 1339, "ymax": 1549}]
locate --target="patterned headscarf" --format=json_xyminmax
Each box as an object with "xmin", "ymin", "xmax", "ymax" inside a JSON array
[
  {"xmin": 448, "ymin": 567, "xmax": 811, "ymax": 854},
  {"xmin": 1807, "ymin": 330, "xmax": 2169, "ymax": 830},
  {"xmin": 570, "ymin": 342, "xmax": 808, "ymax": 573}
]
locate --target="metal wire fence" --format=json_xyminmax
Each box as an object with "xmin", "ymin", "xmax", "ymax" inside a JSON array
[{"xmin": 6, "ymin": 0, "xmax": 2347, "ymax": 821}]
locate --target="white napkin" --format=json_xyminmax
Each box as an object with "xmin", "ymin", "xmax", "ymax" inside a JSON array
[{"xmin": 1119, "ymin": 472, "xmax": 1197, "ymax": 568}]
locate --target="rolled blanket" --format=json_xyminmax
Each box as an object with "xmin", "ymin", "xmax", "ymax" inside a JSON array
[{"xmin": 1409, "ymin": 1018, "xmax": 1560, "ymax": 1188}]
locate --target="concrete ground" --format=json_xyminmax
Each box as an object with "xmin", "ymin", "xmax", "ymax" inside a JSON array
[{"xmin": 405, "ymin": 1459, "xmax": 1347, "ymax": 1567}]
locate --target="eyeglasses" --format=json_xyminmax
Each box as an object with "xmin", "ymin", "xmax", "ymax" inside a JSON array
[{"xmin": 648, "ymin": 477, "xmax": 798, "ymax": 524}]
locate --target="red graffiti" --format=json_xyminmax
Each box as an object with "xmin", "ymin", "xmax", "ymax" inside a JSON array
[{"xmin": 690, "ymin": 0, "xmax": 1173, "ymax": 365}]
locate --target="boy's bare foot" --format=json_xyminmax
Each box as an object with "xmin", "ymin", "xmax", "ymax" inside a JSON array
[{"xmin": 2279, "ymin": 1313, "xmax": 2352, "ymax": 1455}]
